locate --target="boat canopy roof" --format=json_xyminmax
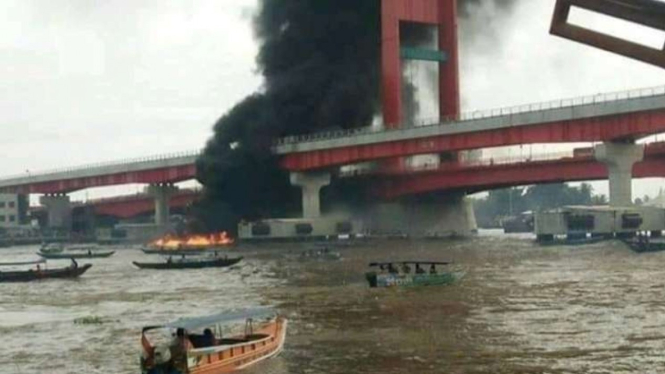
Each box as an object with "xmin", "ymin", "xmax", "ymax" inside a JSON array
[
  {"xmin": 369, "ymin": 261, "xmax": 451, "ymax": 267},
  {"xmin": 144, "ymin": 307, "xmax": 276, "ymax": 332}
]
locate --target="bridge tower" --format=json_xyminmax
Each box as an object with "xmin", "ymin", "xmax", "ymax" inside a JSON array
[
  {"xmin": 381, "ymin": 0, "xmax": 460, "ymax": 128},
  {"xmin": 365, "ymin": 0, "xmax": 476, "ymax": 237}
]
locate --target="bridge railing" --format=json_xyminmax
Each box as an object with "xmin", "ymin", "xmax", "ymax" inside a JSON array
[
  {"xmin": 0, "ymin": 149, "xmax": 202, "ymax": 182},
  {"xmin": 275, "ymin": 84, "xmax": 665, "ymax": 146},
  {"xmin": 339, "ymin": 150, "xmax": 578, "ymax": 177}
]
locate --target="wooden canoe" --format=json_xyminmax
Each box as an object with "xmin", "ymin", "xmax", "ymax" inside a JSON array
[
  {"xmin": 0, "ymin": 264, "xmax": 92, "ymax": 283},
  {"xmin": 132, "ymin": 257, "xmax": 242, "ymax": 270},
  {"xmin": 37, "ymin": 251, "xmax": 115, "ymax": 259}
]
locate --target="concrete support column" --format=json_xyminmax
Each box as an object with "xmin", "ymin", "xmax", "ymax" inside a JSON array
[
  {"xmin": 40, "ymin": 194, "xmax": 72, "ymax": 229},
  {"xmin": 594, "ymin": 142, "xmax": 644, "ymax": 207},
  {"xmin": 148, "ymin": 183, "xmax": 178, "ymax": 226},
  {"xmin": 290, "ymin": 172, "xmax": 331, "ymax": 219}
]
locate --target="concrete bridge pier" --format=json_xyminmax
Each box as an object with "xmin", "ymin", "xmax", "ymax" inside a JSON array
[
  {"xmin": 148, "ymin": 183, "xmax": 178, "ymax": 226},
  {"xmin": 290, "ymin": 172, "xmax": 331, "ymax": 218},
  {"xmin": 594, "ymin": 142, "xmax": 645, "ymax": 206},
  {"xmin": 40, "ymin": 194, "xmax": 72, "ymax": 229}
]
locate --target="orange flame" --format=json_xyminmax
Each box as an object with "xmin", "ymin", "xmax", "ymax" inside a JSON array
[{"xmin": 150, "ymin": 232, "xmax": 234, "ymax": 249}]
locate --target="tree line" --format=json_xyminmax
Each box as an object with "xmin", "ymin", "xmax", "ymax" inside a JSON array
[{"xmin": 473, "ymin": 183, "xmax": 607, "ymax": 228}]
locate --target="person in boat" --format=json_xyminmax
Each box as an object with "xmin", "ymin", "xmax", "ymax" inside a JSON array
[
  {"xmin": 402, "ymin": 263, "xmax": 412, "ymax": 274},
  {"xmin": 87, "ymin": 249, "xmax": 92, "ymax": 256},
  {"xmin": 415, "ymin": 263, "xmax": 426, "ymax": 274},
  {"xmin": 429, "ymin": 264, "xmax": 437, "ymax": 274},
  {"xmin": 388, "ymin": 263, "xmax": 399, "ymax": 274},
  {"xmin": 170, "ymin": 328, "xmax": 188, "ymax": 358},
  {"xmin": 71, "ymin": 258, "xmax": 78, "ymax": 269},
  {"xmin": 202, "ymin": 328, "xmax": 216, "ymax": 347},
  {"xmin": 167, "ymin": 256, "xmax": 173, "ymax": 264}
]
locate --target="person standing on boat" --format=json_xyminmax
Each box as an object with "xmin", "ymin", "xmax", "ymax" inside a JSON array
[
  {"xmin": 429, "ymin": 264, "xmax": 437, "ymax": 274},
  {"xmin": 71, "ymin": 258, "xmax": 78, "ymax": 269}
]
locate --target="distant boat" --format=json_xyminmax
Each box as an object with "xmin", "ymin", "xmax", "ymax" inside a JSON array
[
  {"xmin": 502, "ymin": 211, "xmax": 534, "ymax": 233},
  {"xmin": 139, "ymin": 307, "xmax": 287, "ymax": 373},
  {"xmin": 365, "ymin": 261, "xmax": 464, "ymax": 288},
  {"xmin": 0, "ymin": 264, "xmax": 92, "ymax": 283},
  {"xmin": 623, "ymin": 238, "xmax": 665, "ymax": 253},
  {"xmin": 39, "ymin": 243, "xmax": 65, "ymax": 254},
  {"xmin": 132, "ymin": 256, "xmax": 242, "ymax": 270},
  {"xmin": 37, "ymin": 250, "xmax": 115, "ymax": 259}
]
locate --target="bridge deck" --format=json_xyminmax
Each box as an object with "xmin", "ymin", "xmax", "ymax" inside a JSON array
[
  {"xmin": 274, "ymin": 86, "xmax": 665, "ymax": 155},
  {"xmin": 0, "ymin": 85, "xmax": 663, "ymax": 192}
]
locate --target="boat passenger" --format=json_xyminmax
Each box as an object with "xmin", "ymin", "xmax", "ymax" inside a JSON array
[
  {"xmin": 415, "ymin": 264, "xmax": 425, "ymax": 274},
  {"xmin": 88, "ymin": 249, "xmax": 92, "ymax": 256},
  {"xmin": 388, "ymin": 263, "xmax": 399, "ymax": 274},
  {"xmin": 202, "ymin": 328, "xmax": 216, "ymax": 347},
  {"xmin": 167, "ymin": 256, "xmax": 173, "ymax": 264},
  {"xmin": 402, "ymin": 263, "xmax": 411, "ymax": 274},
  {"xmin": 429, "ymin": 264, "xmax": 437, "ymax": 274},
  {"xmin": 71, "ymin": 258, "xmax": 78, "ymax": 269},
  {"xmin": 170, "ymin": 328, "xmax": 188, "ymax": 357}
]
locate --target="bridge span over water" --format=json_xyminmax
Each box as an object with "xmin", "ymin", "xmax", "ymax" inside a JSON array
[
  {"xmin": 0, "ymin": 85, "xmax": 663, "ymax": 195},
  {"xmin": 0, "ymin": 85, "xmax": 664, "ymax": 229}
]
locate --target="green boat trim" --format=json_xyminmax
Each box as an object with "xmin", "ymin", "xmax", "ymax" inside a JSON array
[{"xmin": 365, "ymin": 271, "xmax": 465, "ymax": 288}]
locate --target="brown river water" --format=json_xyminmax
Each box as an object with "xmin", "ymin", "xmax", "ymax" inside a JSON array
[{"xmin": 2, "ymin": 231, "xmax": 665, "ymax": 373}]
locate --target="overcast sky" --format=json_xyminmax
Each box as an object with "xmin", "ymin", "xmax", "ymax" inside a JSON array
[{"xmin": 1, "ymin": 0, "xmax": 664, "ymax": 201}]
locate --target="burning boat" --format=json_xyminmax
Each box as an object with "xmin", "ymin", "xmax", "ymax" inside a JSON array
[{"xmin": 142, "ymin": 232, "xmax": 235, "ymax": 255}]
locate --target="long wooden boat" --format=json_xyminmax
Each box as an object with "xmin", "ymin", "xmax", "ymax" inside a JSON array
[
  {"xmin": 0, "ymin": 264, "xmax": 92, "ymax": 283},
  {"xmin": 133, "ymin": 257, "xmax": 242, "ymax": 270},
  {"xmin": 37, "ymin": 250, "xmax": 115, "ymax": 259},
  {"xmin": 365, "ymin": 261, "xmax": 463, "ymax": 288},
  {"xmin": 140, "ymin": 308, "xmax": 287, "ymax": 373},
  {"xmin": 40, "ymin": 243, "xmax": 64, "ymax": 254}
]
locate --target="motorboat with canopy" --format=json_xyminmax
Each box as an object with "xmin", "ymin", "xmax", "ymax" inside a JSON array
[
  {"xmin": 365, "ymin": 261, "xmax": 464, "ymax": 288},
  {"xmin": 140, "ymin": 307, "xmax": 287, "ymax": 374}
]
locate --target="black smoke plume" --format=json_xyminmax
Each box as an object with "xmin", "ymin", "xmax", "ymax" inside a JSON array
[
  {"xmin": 194, "ymin": 0, "xmax": 521, "ymax": 233},
  {"xmin": 194, "ymin": 0, "xmax": 382, "ymax": 233}
]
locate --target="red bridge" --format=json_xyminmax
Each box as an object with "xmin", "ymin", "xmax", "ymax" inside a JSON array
[{"xmin": 0, "ymin": 0, "xmax": 662, "ymax": 237}]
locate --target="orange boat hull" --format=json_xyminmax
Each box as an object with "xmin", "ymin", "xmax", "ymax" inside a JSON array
[{"xmin": 187, "ymin": 317, "xmax": 287, "ymax": 374}]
